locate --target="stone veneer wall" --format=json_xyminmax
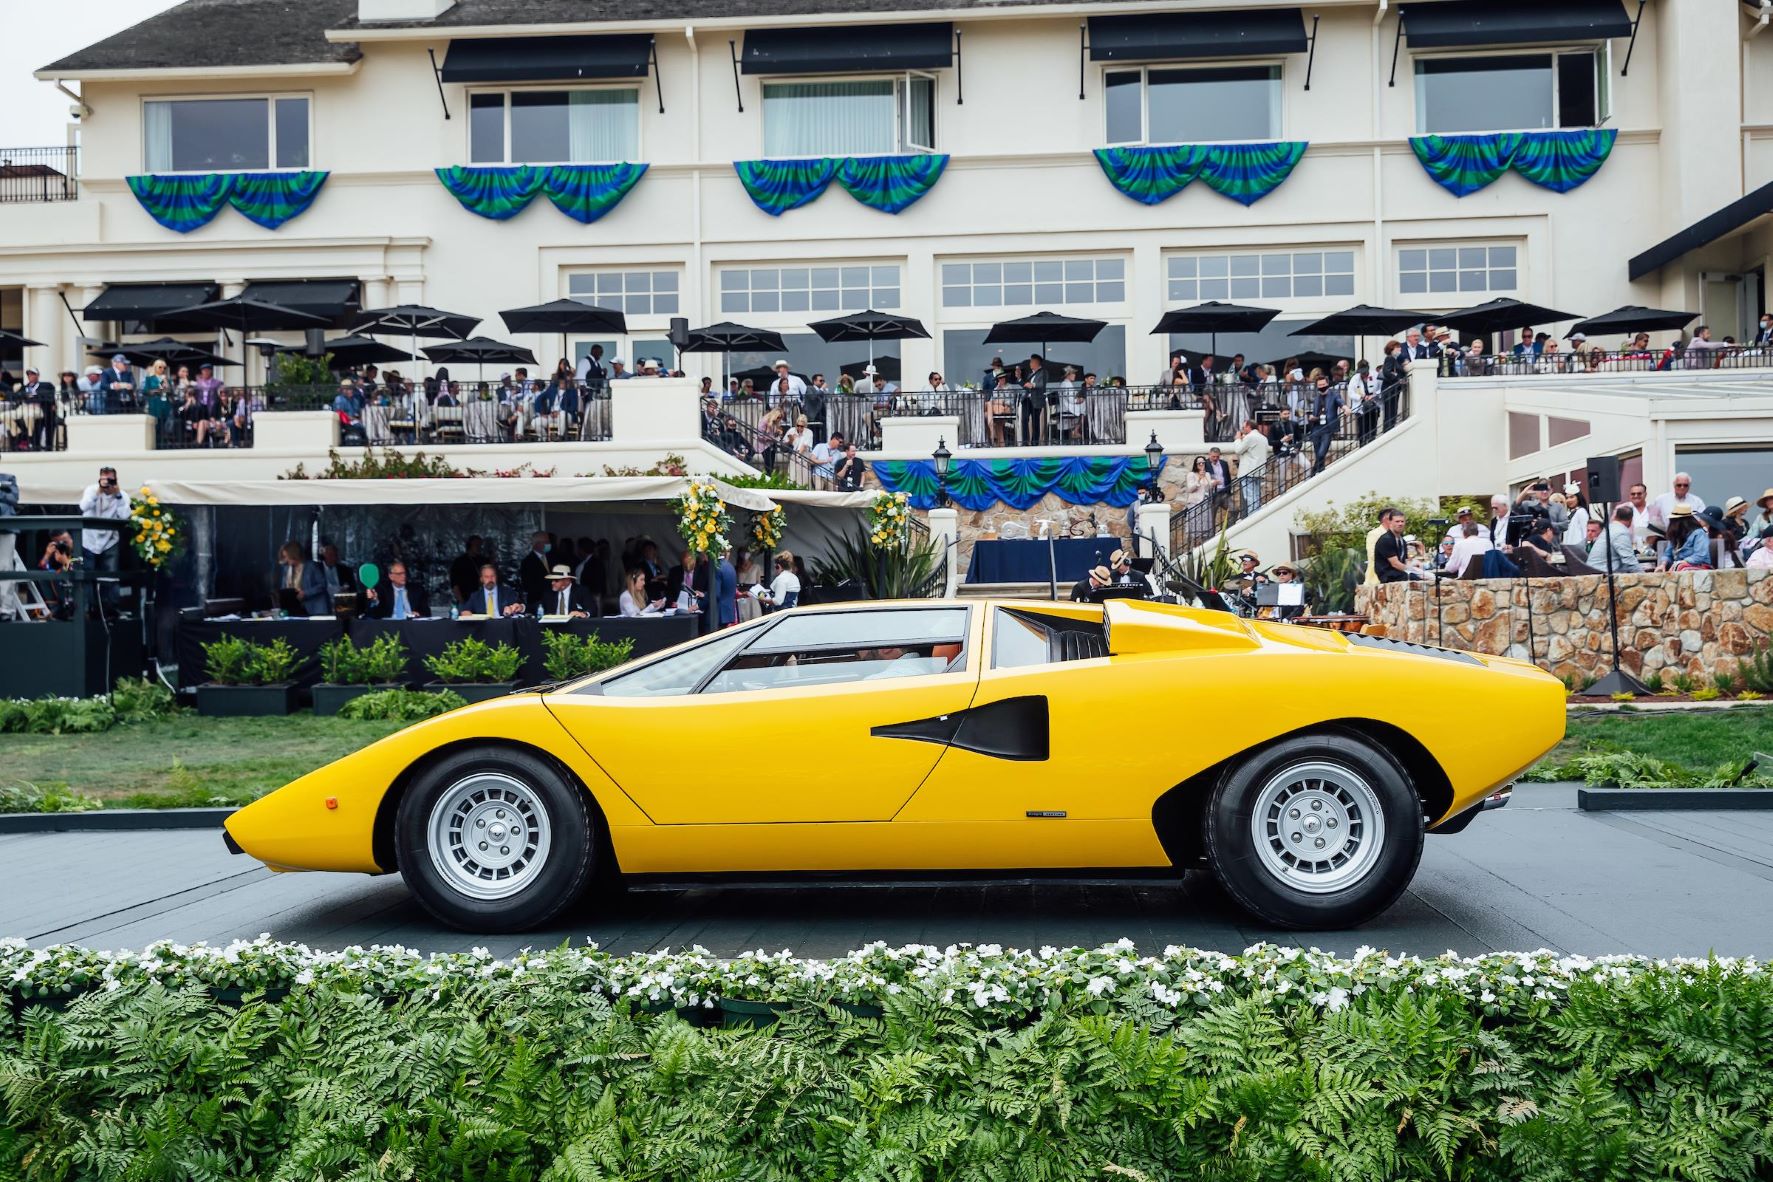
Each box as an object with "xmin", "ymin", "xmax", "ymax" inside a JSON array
[{"xmin": 1356, "ymin": 570, "xmax": 1773, "ymax": 683}]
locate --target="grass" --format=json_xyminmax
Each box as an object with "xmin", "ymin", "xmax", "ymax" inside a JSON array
[
  {"xmin": 0, "ymin": 715, "xmax": 403, "ymax": 809},
  {"xmin": 1527, "ymin": 704, "xmax": 1773, "ymax": 786}
]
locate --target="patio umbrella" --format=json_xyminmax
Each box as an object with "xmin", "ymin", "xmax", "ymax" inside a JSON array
[
  {"xmin": 103, "ymin": 337, "xmax": 226, "ymax": 367},
  {"xmin": 1265, "ymin": 349, "xmax": 1350, "ymax": 372},
  {"xmin": 350, "ymin": 305, "xmax": 481, "ymax": 379},
  {"xmin": 1566, "ymin": 305, "xmax": 1698, "ymax": 340},
  {"xmin": 0, "ymin": 329, "xmax": 44, "ymax": 350},
  {"xmin": 731, "ymin": 364, "xmax": 810, "ymax": 389},
  {"xmin": 681, "ymin": 322, "xmax": 790, "ymax": 389},
  {"xmin": 840, "ymin": 354, "xmax": 903, "ymax": 383},
  {"xmin": 161, "ymin": 295, "xmax": 330, "ymax": 377},
  {"xmin": 1151, "ymin": 301, "xmax": 1280, "ymax": 361},
  {"xmin": 1439, "ymin": 297, "xmax": 1580, "ymax": 341},
  {"xmin": 498, "ymin": 299, "xmax": 628, "ymax": 374},
  {"xmin": 278, "ymin": 335, "xmax": 420, "ymax": 367},
  {"xmin": 809, "ymin": 309, "xmax": 930, "ymax": 370},
  {"xmin": 423, "ymin": 336, "xmax": 538, "ymax": 384},
  {"xmin": 1286, "ymin": 303, "xmax": 1422, "ymax": 367}
]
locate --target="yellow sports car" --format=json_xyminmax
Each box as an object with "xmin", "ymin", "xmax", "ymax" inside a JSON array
[{"xmin": 225, "ymin": 599, "xmax": 1565, "ymax": 931}]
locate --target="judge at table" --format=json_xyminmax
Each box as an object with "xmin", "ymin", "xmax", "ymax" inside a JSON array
[
  {"xmin": 539, "ymin": 564, "xmax": 593, "ymax": 618},
  {"xmin": 363, "ymin": 562, "xmax": 431, "ymax": 619},
  {"xmin": 462, "ymin": 562, "xmax": 526, "ymax": 617}
]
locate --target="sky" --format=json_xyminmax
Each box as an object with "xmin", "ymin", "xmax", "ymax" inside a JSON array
[{"xmin": 3, "ymin": 0, "xmax": 183, "ymax": 145}]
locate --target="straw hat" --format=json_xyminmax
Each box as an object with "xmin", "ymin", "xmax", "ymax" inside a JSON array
[
  {"xmin": 1110, "ymin": 548, "xmax": 1129, "ymax": 566},
  {"xmin": 546, "ymin": 564, "xmax": 576, "ymax": 581},
  {"xmin": 1668, "ymin": 503, "xmax": 1696, "ymax": 519},
  {"xmin": 1270, "ymin": 561, "xmax": 1300, "ymax": 576},
  {"xmin": 1089, "ymin": 565, "xmax": 1111, "ymax": 584},
  {"xmin": 1724, "ymin": 495, "xmax": 1749, "ymax": 517},
  {"xmin": 1758, "ymin": 488, "xmax": 1773, "ymax": 510}
]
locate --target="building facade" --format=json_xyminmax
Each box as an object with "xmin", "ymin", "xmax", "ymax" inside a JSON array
[{"xmin": 4, "ymin": 0, "xmax": 1770, "ymax": 391}]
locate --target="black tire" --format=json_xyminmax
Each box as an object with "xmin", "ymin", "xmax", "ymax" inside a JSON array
[
  {"xmin": 1203, "ymin": 732, "xmax": 1424, "ymax": 929},
  {"xmin": 395, "ymin": 746, "xmax": 596, "ymax": 932}
]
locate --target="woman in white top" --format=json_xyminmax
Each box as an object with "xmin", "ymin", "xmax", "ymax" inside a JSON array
[
  {"xmin": 1180, "ymin": 456, "xmax": 1216, "ymax": 511},
  {"xmin": 757, "ymin": 551, "xmax": 801, "ymax": 612},
  {"xmin": 616, "ymin": 569, "xmax": 664, "ymax": 617},
  {"xmin": 783, "ymin": 414, "xmax": 814, "ymax": 455}
]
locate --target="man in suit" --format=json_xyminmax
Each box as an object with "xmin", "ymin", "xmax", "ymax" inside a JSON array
[
  {"xmin": 94, "ymin": 354, "xmax": 135, "ymax": 415},
  {"xmin": 317, "ymin": 542, "xmax": 356, "ymax": 611},
  {"xmin": 463, "ymin": 562, "xmax": 525, "ymax": 617},
  {"xmin": 538, "ymin": 564, "xmax": 593, "ymax": 618},
  {"xmin": 1020, "ymin": 353, "xmax": 1049, "ymax": 445},
  {"xmin": 1308, "ymin": 378, "xmax": 1343, "ymax": 475},
  {"xmin": 1202, "ymin": 447, "xmax": 1232, "ymax": 499},
  {"xmin": 714, "ymin": 549, "xmax": 739, "ymax": 628},
  {"xmin": 518, "ymin": 531, "xmax": 554, "ymax": 604},
  {"xmin": 363, "ymin": 561, "xmax": 430, "ymax": 619},
  {"xmin": 448, "ymin": 535, "xmax": 485, "ymax": 605},
  {"xmin": 1756, "ymin": 313, "xmax": 1773, "ymax": 348},
  {"xmin": 666, "ymin": 549, "xmax": 708, "ymax": 613}
]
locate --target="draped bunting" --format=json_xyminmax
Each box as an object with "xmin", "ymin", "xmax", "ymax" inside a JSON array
[
  {"xmin": 871, "ymin": 456, "xmax": 1166, "ymax": 512},
  {"xmin": 1408, "ymin": 129, "xmax": 1617, "ymax": 197},
  {"xmin": 433, "ymin": 164, "xmax": 648, "ymax": 222},
  {"xmin": 1093, "ymin": 142, "xmax": 1307, "ymax": 207},
  {"xmin": 127, "ymin": 172, "xmax": 328, "ymax": 233},
  {"xmin": 734, "ymin": 155, "xmax": 949, "ymax": 216}
]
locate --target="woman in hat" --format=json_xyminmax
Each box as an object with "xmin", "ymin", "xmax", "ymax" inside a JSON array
[
  {"xmin": 1661, "ymin": 504, "xmax": 1712, "ymax": 571},
  {"xmin": 1713, "ymin": 496, "xmax": 1749, "ymax": 566},
  {"xmin": 1748, "ymin": 489, "xmax": 1773, "ymax": 537}
]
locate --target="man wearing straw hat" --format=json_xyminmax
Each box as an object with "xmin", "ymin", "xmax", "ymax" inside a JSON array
[
  {"xmin": 1070, "ymin": 563, "xmax": 1112, "ymax": 603},
  {"xmin": 539, "ymin": 564, "xmax": 593, "ymax": 619}
]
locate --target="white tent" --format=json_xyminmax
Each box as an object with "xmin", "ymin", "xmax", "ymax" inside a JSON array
[{"xmin": 145, "ymin": 475, "xmax": 875, "ymax": 514}]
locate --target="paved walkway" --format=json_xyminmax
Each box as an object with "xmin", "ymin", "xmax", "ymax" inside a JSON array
[{"xmin": 4, "ymin": 787, "xmax": 1772, "ymax": 959}]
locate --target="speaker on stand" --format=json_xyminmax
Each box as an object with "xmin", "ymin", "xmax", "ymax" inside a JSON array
[{"xmin": 1584, "ymin": 455, "xmax": 1648, "ymax": 696}]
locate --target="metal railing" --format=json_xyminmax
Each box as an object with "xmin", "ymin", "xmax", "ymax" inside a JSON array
[
  {"xmin": 257, "ymin": 383, "xmax": 615, "ymax": 446},
  {"xmin": 1445, "ymin": 345, "xmax": 1773, "ymax": 377},
  {"xmin": 1170, "ymin": 381, "xmax": 1413, "ymax": 555},
  {"xmin": 0, "ymin": 146, "xmax": 78, "ymax": 203}
]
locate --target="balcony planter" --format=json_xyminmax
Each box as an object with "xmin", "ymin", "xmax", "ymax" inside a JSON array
[
  {"xmin": 311, "ymin": 682, "xmax": 406, "ymax": 716},
  {"xmin": 718, "ymin": 997, "xmax": 792, "ymax": 1028},
  {"xmin": 423, "ymin": 681, "xmax": 518, "ymax": 705},
  {"xmin": 197, "ymin": 683, "xmax": 299, "ymax": 717}
]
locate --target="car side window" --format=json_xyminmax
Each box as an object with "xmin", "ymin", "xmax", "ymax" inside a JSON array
[
  {"xmin": 701, "ymin": 607, "xmax": 968, "ymax": 695},
  {"xmin": 594, "ymin": 629, "xmax": 755, "ymax": 698},
  {"xmin": 991, "ymin": 607, "xmax": 1107, "ymax": 669}
]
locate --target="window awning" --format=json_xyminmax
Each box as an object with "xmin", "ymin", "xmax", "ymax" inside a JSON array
[
  {"xmin": 240, "ymin": 279, "xmax": 361, "ymax": 324},
  {"xmin": 81, "ymin": 282, "xmax": 218, "ymax": 325},
  {"xmin": 438, "ymin": 34, "xmax": 654, "ymax": 83},
  {"xmin": 1401, "ymin": 0, "xmax": 1633, "ymax": 48},
  {"xmin": 1629, "ymin": 179, "xmax": 1773, "ymax": 280},
  {"xmin": 741, "ymin": 22, "xmax": 953, "ymax": 75},
  {"xmin": 1088, "ymin": 9, "xmax": 1309, "ymax": 62}
]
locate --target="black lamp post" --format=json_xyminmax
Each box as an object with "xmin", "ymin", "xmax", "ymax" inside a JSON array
[
  {"xmin": 933, "ymin": 436, "xmax": 953, "ymax": 508},
  {"xmin": 1143, "ymin": 431, "xmax": 1164, "ymax": 498}
]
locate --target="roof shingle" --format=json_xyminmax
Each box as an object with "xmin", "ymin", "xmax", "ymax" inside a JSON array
[
  {"xmin": 41, "ymin": 0, "xmax": 361, "ymax": 74},
  {"xmin": 342, "ymin": 0, "xmax": 1144, "ymax": 31}
]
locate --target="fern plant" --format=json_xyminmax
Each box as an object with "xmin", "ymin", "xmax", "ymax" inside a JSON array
[{"xmin": 1740, "ymin": 639, "xmax": 1773, "ymax": 694}]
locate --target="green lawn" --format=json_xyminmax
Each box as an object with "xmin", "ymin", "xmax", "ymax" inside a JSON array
[
  {"xmin": 1526, "ymin": 704, "xmax": 1773, "ymax": 786},
  {"xmin": 0, "ymin": 715, "xmax": 403, "ymax": 809}
]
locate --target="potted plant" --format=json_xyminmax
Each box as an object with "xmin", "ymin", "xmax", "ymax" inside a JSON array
[
  {"xmin": 312, "ymin": 634, "xmax": 412, "ymax": 715},
  {"xmin": 196, "ymin": 635, "xmax": 302, "ymax": 716},
  {"xmin": 422, "ymin": 637, "xmax": 523, "ymax": 704},
  {"xmin": 539, "ymin": 629, "xmax": 635, "ymax": 683}
]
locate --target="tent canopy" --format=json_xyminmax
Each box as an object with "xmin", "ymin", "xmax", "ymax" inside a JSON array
[{"xmin": 143, "ymin": 475, "xmax": 875, "ymax": 514}]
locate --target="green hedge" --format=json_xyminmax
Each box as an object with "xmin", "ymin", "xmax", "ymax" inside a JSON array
[{"xmin": 3, "ymin": 939, "xmax": 1770, "ymax": 1178}]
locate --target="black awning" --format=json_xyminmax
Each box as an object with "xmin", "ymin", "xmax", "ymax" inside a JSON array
[
  {"xmin": 741, "ymin": 22, "xmax": 953, "ymax": 75},
  {"xmin": 438, "ymin": 34, "xmax": 653, "ymax": 83},
  {"xmin": 82, "ymin": 282, "xmax": 218, "ymax": 325},
  {"xmin": 1630, "ymin": 179, "xmax": 1773, "ymax": 281},
  {"xmin": 1402, "ymin": 0, "xmax": 1633, "ymax": 48},
  {"xmin": 1088, "ymin": 9, "xmax": 1308, "ymax": 62},
  {"xmin": 240, "ymin": 279, "xmax": 362, "ymax": 323}
]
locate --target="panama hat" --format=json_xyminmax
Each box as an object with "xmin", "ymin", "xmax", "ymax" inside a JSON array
[
  {"xmin": 546, "ymin": 564, "xmax": 577, "ymax": 580},
  {"xmin": 1237, "ymin": 549, "xmax": 1260, "ymax": 563},
  {"xmin": 1724, "ymin": 495, "xmax": 1749, "ymax": 517},
  {"xmin": 1270, "ymin": 561, "xmax": 1300, "ymax": 576},
  {"xmin": 1089, "ymin": 565, "xmax": 1111, "ymax": 583},
  {"xmin": 1668, "ymin": 503, "xmax": 1696, "ymax": 518},
  {"xmin": 1758, "ymin": 488, "xmax": 1773, "ymax": 510},
  {"xmin": 1110, "ymin": 548, "xmax": 1129, "ymax": 565}
]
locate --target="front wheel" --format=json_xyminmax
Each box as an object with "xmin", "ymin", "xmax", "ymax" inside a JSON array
[
  {"xmin": 1203, "ymin": 733, "xmax": 1424, "ymax": 929},
  {"xmin": 395, "ymin": 747, "xmax": 596, "ymax": 932}
]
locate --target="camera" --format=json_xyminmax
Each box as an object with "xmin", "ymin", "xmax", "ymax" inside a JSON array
[{"xmin": 52, "ymin": 540, "xmax": 71, "ymax": 556}]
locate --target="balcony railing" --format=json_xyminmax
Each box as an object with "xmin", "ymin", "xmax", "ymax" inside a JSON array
[
  {"xmin": 0, "ymin": 146, "xmax": 78, "ymax": 203},
  {"xmin": 1446, "ymin": 345, "xmax": 1773, "ymax": 377},
  {"xmin": 257, "ymin": 384, "xmax": 615, "ymax": 446}
]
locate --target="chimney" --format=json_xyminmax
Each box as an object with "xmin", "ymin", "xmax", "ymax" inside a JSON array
[{"xmin": 358, "ymin": 0, "xmax": 454, "ymax": 21}]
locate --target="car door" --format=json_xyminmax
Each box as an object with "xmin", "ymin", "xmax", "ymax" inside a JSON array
[{"xmin": 545, "ymin": 606, "xmax": 981, "ymax": 824}]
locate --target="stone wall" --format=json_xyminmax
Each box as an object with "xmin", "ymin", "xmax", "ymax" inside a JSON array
[{"xmin": 1356, "ymin": 570, "xmax": 1773, "ymax": 683}]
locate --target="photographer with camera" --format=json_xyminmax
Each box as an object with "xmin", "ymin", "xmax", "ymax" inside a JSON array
[
  {"xmin": 36, "ymin": 530, "xmax": 75, "ymax": 618},
  {"xmin": 78, "ymin": 466, "xmax": 131, "ymax": 615}
]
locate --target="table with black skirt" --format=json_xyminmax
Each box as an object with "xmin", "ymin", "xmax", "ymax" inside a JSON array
[
  {"xmin": 174, "ymin": 616, "xmax": 346, "ymax": 690},
  {"xmin": 965, "ymin": 537, "xmax": 1124, "ymax": 586}
]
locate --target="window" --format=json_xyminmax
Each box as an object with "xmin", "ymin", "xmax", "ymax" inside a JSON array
[
  {"xmin": 1167, "ymin": 251, "xmax": 1354, "ymax": 303},
  {"xmin": 143, "ymin": 96, "xmax": 309, "ymax": 172},
  {"xmin": 1414, "ymin": 50, "xmax": 1603, "ymax": 134},
  {"xmin": 1397, "ymin": 244, "xmax": 1518, "ymax": 297},
  {"xmin": 720, "ymin": 264, "xmax": 900, "ymax": 315},
  {"xmin": 700, "ymin": 607, "xmax": 968, "ymax": 695},
  {"xmin": 567, "ymin": 270, "xmax": 680, "ymax": 316},
  {"xmin": 1104, "ymin": 65, "xmax": 1281, "ymax": 145},
  {"xmin": 468, "ymin": 88, "xmax": 639, "ymax": 164},
  {"xmin": 940, "ymin": 257, "xmax": 1125, "ymax": 309},
  {"xmin": 991, "ymin": 608, "xmax": 1107, "ymax": 669},
  {"xmin": 594, "ymin": 628, "xmax": 756, "ymax": 698},
  {"xmin": 761, "ymin": 75, "xmax": 936, "ymax": 157}
]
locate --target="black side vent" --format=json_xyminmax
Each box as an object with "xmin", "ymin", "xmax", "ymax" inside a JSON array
[{"xmin": 1346, "ymin": 633, "xmax": 1483, "ymax": 666}]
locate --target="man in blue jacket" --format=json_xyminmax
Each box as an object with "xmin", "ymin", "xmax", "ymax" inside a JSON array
[{"xmin": 715, "ymin": 550, "xmax": 738, "ymax": 630}]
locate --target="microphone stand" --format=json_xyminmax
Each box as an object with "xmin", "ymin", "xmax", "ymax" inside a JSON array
[{"xmin": 1588, "ymin": 498, "xmax": 1649, "ymax": 696}]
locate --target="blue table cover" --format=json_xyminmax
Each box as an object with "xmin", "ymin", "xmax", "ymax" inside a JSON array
[{"xmin": 966, "ymin": 537, "xmax": 1123, "ymax": 586}]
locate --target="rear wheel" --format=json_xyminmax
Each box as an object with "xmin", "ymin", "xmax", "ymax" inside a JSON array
[
  {"xmin": 1203, "ymin": 733, "xmax": 1423, "ymax": 928},
  {"xmin": 395, "ymin": 747, "xmax": 596, "ymax": 932}
]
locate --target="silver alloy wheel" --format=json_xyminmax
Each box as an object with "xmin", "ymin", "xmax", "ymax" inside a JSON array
[
  {"xmin": 426, "ymin": 772, "xmax": 552, "ymax": 901},
  {"xmin": 1249, "ymin": 761, "xmax": 1386, "ymax": 895}
]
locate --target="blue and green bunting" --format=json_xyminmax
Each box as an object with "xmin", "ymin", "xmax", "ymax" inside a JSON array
[
  {"xmin": 734, "ymin": 154, "xmax": 949, "ymax": 216},
  {"xmin": 1093, "ymin": 142, "xmax": 1307, "ymax": 207},
  {"xmin": 126, "ymin": 171, "xmax": 329, "ymax": 233},
  {"xmin": 1409, "ymin": 129, "xmax": 1617, "ymax": 197},
  {"xmin": 872, "ymin": 456, "xmax": 1165, "ymax": 512},
  {"xmin": 434, "ymin": 164, "xmax": 648, "ymax": 223}
]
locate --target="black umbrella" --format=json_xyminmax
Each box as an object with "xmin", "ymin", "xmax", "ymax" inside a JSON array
[
  {"xmin": 1266, "ymin": 349, "xmax": 1350, "ymax": 372},
  {"xmin": 351, "ymin": 304, "xmax": 481, "ymax": 378},
  {"xmin": 103, "ymin": 337, "xmax": 226, "ymax": 367},
  {"xmin": 1168, "ymin": 347, "xmax": 1236, "ymax": 369},
  {"xmin": 1566, "ymin": 305, "xmax": 1698, "ymax": 340},
  {"xmin": 1288, "ymin": 304, "xmax": 1423, "ymax": 337},
  {"xmin": 840, "ymin": 354, "xmax": 903, "ymax": 383},
  {"xmin": 984, "ymin": 311, "xmax": 1107, "ymax": 350},
  {"xmin": 810, "ymin": 309, "xmax": 930, "ymax": 370},
  {"xmin": 279, "ymin": 335, "xmax": 420, "ymax": 366},
  {"xmin": 163, "ymin": 295, "xmax": 330, "ymax": 376},
  {"xmin": 499, "ymin": 299, "xmax": 629, "ymax": 375},
  {"xmin": 731, "ymin": 365, "xmax": 810, "ymax": 390},
  {"xmin": 681, "ymin": 322, "xmax": 791, "ymax": 388},
  {"xmin": 0, "ymin": 329, "xmax": 44, "ymax": 350},
  {"xmin": 1439, "ymin": 297, "xmax": 1580, "ymax": 339},
  {"xmin": 1151, "ymin": 300, "xmax": 1280, "ymax": 362},
  {"xmin": 423, "ymin": 337, "xmax": 539, "ymax": 386}
]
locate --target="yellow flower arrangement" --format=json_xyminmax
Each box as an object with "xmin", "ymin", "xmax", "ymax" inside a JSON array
[
  {"xmin": 867, "ymin": 490, "xmax": 911, "ymax": 551},
  {"xmin": 750, "ymin": 506, "xmax": 786, "ymax": 552},
  {"xmin": 129, "ymin": 484, "xmax": 184, "ymax": 570},
  {"xmin": 671, "ymin": 481, "xmax": 734, "ymax": 556}
]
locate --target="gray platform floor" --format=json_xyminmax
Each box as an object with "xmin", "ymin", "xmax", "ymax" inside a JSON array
[{"xmin": 4, "ymin": 787, "xmax": 1772, "ymax": 959}]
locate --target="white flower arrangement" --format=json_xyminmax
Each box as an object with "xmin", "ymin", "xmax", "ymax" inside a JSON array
[
  {"xmin": 671, "ymin": 481, "xmax": 733, "ymax": 556},
  {"xmin": 2, "ymin": 935, "xmax": 1764, "ymax": 1024},
  {"xmin": 868, "ymin": 490, "xmax": 912, "ymax": 551}
]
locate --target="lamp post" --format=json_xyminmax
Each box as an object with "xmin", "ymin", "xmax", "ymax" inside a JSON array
[
  {"xmin": 1143, "ymin": 431, "xmax": 1164, "ymax": 499},
  {"xmin": 933, "ymin": 436, "xmax": 953, "ymax": 508}
]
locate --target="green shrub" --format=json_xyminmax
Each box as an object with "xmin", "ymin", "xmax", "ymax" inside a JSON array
[
  {"xmin": 1741, "ymin": 639, "xmax": 1773, "ymax": 694},
  {"xmin": 1668, "ymin": 671, "xmax": 1697, "ymax": 695},
  {"xmin": 0, "ymin": 779, "xmax": 104, "ymax": 813},
  {"xmin": 200, "ymin": 634, "xmax": 252, "ymax": 685},
  {"xmin": 246, "ymin": 638, "xmax": 299, "ymax": 685},
  {"xmin": 0, "ymin": 697, "xmax": 116, "ymax": 735},
  {"xmin": 810, "ymin": 524, "xmax": 947, "ymax": 598},
  {"xmin": 1642, "ymin": 670, "xmax": 1665, "ymax": 694},
  {"xmin": 318, "ymin": 633, "xmax": 410, "ymax": 685},
  {"xmin": 1712, "ymin": 669, "xmax": 1740, "ymax": 695},
  {"xmin": 109, "ymin": 676, "xmax": 175, "ymax": 722},
  {"xmin": 204, "ymin": 636, "xmax": 300, "ymax": 686},
  {"xmin": 540, "ymin": 629, "xmax": 635, "ymax": 682},
  {"xmin": 337, "ymin": 688, "xmax": 466, "ymax": 721},
  {"xmin": 423, "ymin": 637, "xmax": 523, "ymax": 684}
]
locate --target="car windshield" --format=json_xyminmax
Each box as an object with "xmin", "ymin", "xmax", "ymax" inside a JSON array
[{"xmin": 593, "ymin": 628, "xmax": 756, "ymax": 698}]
